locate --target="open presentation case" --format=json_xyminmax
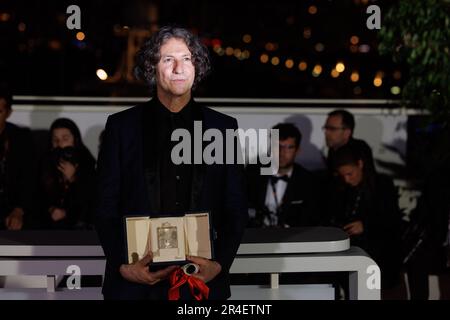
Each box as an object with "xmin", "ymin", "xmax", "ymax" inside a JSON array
[{"xmin": 124, "ymin": 212, "xmax": 213, "ymax": 266}]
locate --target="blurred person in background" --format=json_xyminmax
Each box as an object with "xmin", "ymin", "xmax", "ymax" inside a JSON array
[
  {"xmin": 38, "ymin": 118, "xmax": 96, "ymax": 229},
  {"xmin": 247, "ymin": 123, "xmax": 320, "ymax": 228},
  {"xmin": 326, "ymin": 143, "xmax": 403, "ymax": 295},
  {"xmin": 323, "ymin": 109, "xmax": 375, "ymax": 174},
  {"xmin": 0, "ymin": 86, "xmax": 35, "ymax": 230},
  {"xmin": 405, "ymin": 155, "xmax": 450, "ymax": 299}
]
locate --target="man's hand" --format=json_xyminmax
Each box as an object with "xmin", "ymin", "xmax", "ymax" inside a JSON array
[
  {"xmin": 5, "ymin": 207, "xmax": 24, "ymax": 230},
  {"xmin": 58, "ymin": 160, "xmax": 77, "ymax": 183},
  {"xmin": 343, "ymin": 220, "xmax": 364, "ymax": 236},
  {"xmin": 187, "ymin": 255, "xmax": 222, "ymax": 283},
  {"xmin": 50, "ymin": 207, "xmax": 67, "ymax": 222},
  {"xmin": 120, "ymin": 253, "xmax": 177, "ymax": 285}
]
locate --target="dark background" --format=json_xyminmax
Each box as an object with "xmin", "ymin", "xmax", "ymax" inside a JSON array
[{"xmin": 0, "ymin": 0, "xmax": 402, "ymax": 98}]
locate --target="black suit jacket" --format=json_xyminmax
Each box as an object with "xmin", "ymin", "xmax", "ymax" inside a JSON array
[
  {"xmin": 407, "ymin": 162, "xmax": 450, "ymax": 273},
  {"xmin": 95, "ymin": 100, "xmax": 247, "ymax": 299},
  {"xmin": 0, "ymin": 122, "xmax": 35, "ymax": 227},
  {"xmin": 325, "ymin": 174, "xmax": 402, "ymax": 287},
  {"xmin": 247, "ymin": 163, "xmax": 321, "ymax": 227}
]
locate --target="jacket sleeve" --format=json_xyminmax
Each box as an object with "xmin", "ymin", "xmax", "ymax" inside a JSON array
[{"xmin": 95, "ymin": 116, "xmax": 125, "ymax": 269}]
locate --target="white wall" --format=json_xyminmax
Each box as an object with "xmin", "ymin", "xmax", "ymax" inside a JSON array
[{"xmin": 9, "ymin": 98, "xmax": 409, "ymax": 174}]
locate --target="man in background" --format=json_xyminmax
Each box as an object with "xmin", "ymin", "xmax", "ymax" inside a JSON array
[
  {"xmin": 323, "ymin": 109, "xmax": 375, "ymax": 173},
  {"xmin": 247, "ymin": 123, "xmax": 320, "ymax": 228},
  {"xmin": 0, "ymin": 86, "xmax": 35, "ymax": 230}
]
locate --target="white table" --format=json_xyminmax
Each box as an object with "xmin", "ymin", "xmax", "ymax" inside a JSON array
[
  {"xmin": 0, "ymin": 228, "xmax": 379, "ymax": 300},
  {"xmin": 0, "ymin": 230, "xmax": 105, "ymax": 296},
  {"xmin": 230, "ymin": 227, "xmax": 380, "ymax": 300}
]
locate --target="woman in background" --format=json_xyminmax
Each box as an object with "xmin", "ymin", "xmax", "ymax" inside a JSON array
[
  {"xmin": 39, "ymin": 118, "xmax": 96, "ymax": 229},
  {"xmin": 326, "ymin": 143, "xmax": 403, "ymax": 292}
]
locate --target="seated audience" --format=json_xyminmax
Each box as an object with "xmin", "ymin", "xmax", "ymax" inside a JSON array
[
  {"xmin": 38, "ymin": 118, "xmax": 96, "ymax": 229},
  {"xmin": 325, "ymin": 143, "xmax": 402, "ymax": 290}
]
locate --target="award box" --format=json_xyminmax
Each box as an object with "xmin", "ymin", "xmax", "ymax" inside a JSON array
[{"xmin": 124, "ymin": 212, "xmax": 213, "ymax": 265}]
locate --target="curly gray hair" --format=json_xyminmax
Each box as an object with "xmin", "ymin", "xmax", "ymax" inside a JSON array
[{"xmin": 134, "ymin": 26, "xmax": 211, "ymax": 93}]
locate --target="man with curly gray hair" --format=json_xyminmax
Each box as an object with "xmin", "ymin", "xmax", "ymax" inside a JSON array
[
  {"xmin": 96, "ymin": 26, "xmax": 247, "ymax": 300},
  {"xmin": 134, "ymin": 26, "xmax": 211, "ymax": 95}
]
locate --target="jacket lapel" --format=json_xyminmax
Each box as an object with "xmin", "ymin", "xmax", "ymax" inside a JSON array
[
  {"xmin": 141, "ymin": 102, "xmax": 161, "ymax": 213},
  {"xmin": 281, "ymin": 165, "xmax": 298, "ymax": 206},
  {"xmin": 258, "ymin": 175, "xmax": 270, "ymax": 207}
]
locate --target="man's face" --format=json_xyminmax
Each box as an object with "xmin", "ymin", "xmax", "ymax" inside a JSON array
[
  {"xmin": 155, "ymin": 38, "xmax": 195, "ymax": 100},
  {"xmin": 0, "ymin": 98, "xmax": 12, "ymax": 130},
  {"xmin": 323, "ymin": 115, "xmax": 351, "ymax": 149},
  {"xmin": 337, "ymin": 161, "xmax": 364, "ymax": 187},
  {"xmin": 278, "ymin": 137, "xmax": 299, "ymax": 169}
]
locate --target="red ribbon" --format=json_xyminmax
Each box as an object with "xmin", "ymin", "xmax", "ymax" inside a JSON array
[{"xmin": 168, "ymin": 267, "xmax": 209, "ymax": 300}]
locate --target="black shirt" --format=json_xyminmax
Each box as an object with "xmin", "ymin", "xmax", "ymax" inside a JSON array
[{"xmin": 143, "ymin": 98, "xmax": 195, "ymax": 214}]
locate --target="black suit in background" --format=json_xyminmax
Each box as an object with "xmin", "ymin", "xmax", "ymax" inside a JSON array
[
  {"xmin": 325, "ymin": 173, "xmax": 403, "ymax": 289},
  {"xmin": 406, "ymin": 162, "xmax": 450, "ymax": 299},
  {"xmin": 0, "ymin": 122, "xmax": 35, "ymax": 229},
  {"xmin": 247, "ymin": 163, "xmax": 321, "ymax": 227},
  {"xmin": 95, "ymin": 98, "xmax": 247, "ymax": 300}
]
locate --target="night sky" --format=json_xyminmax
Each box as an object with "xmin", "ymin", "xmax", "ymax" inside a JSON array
[{"xmin": 0, "ymin": 0, "xmax": 402, "ymax": 99}]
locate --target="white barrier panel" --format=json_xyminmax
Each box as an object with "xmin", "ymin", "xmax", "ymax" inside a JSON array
[{"xmin": 9, "ymin": 97, "xmax": 410, "ymax": 173}]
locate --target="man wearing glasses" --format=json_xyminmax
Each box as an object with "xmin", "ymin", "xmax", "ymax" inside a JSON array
[{"xmin": 322, "ymin": 109, "xmax": 375, "ymax": 174}]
